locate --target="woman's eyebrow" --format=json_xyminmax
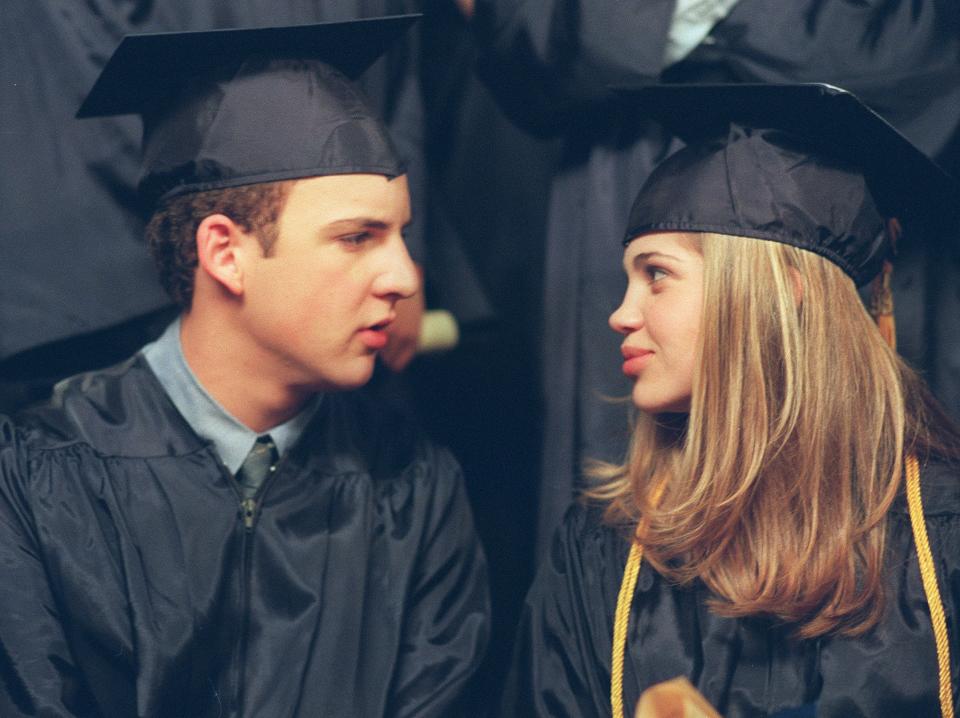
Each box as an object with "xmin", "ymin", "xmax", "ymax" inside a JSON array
[{"xmin": 631, "ymin": 250, "xmax": 681, "ymax": 268}]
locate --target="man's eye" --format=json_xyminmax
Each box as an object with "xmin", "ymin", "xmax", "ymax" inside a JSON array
[{"xmin": 340, "ymin": 232, "xmax": 370, "ymax": 246}]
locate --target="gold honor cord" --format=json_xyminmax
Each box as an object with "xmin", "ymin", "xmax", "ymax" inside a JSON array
[
  {"xmin": 611, "ymin": 538, "xmax": 645, "ymax": 718},
  {"xmin": 611, "ymin": 456, "xmax": 954, "ymax": 718},
  {"xmin": 906, "ymin": 454, "xmax": 955, "ymax": 718},
  {"xmin": 612, "ymin": 482, "xmax": 665, "ymax": 718}
]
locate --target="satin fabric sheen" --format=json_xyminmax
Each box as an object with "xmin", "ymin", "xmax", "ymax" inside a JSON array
[
  {"xmin": 502, "ymin": 460, "xmax": 960, "ymax": 717},
  {"xmin": 139, "ymin": 56, "xmax": 405, "ymax": 206},
  {"xmin": 624, "ymin": 125, "xmax": 887, "ymax": 287},
  {"xmin": 0, "ymin": 356, "xmax": 489, "ymax": 717}
]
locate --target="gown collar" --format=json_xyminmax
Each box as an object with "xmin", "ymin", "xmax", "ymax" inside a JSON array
[{"xmin": 141, "ymin": 318, "xmax": 320, "ymax": 474}]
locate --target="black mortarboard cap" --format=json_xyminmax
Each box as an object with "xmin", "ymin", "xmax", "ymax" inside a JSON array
[
  {"xmin": 77, "ymin": 16, "xmax": 418, "ymax": 207},
  {"xmin": 618, "ymin": 83, "xmax": 960, "ymax": 286}
]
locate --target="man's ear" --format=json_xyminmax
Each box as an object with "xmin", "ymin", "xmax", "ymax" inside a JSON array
[{"xmin": 195, "ymin": 214, "xmax": 248, "ymax": 297}]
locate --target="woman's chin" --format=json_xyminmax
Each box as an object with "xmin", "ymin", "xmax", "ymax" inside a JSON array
[{"xmin": 631, "ymin": 388, "xmax": 691, "ymax": 415}]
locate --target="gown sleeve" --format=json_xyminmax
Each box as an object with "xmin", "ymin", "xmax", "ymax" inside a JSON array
[
  {"xmin": 470, "ymin": 0, "xmax": 676, "ymax": 135},
  {"xmin": 387, "ymin": 444, "xmax": 491, "ymax": 718},
  {"xmin": 500, "ymin": 502, "xmax": 628, "ymax": 717},
  {"xmin": 817, "ymin": 459, "xmax": 960, "ymax": 716},
  {"xmin": 0, "ymin": 418, "xmax": 98, "ymax": 717}
]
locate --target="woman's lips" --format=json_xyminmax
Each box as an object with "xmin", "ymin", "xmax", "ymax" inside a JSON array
[{"xmin": 621, "ymin": 347, "xmax": 653, "ymax": 376}]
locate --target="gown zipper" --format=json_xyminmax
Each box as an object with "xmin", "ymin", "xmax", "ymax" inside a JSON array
[
  {"xmin": 225, "ymin": 455, "xmax": 284, "ymax": 716},
  {"xmin": 241, "ymin": 498, "xmax": 257, "ymax": 530}
]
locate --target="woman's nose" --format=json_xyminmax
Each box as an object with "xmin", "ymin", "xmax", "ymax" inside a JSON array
[{"xmin": 609, "ymin": 292, "xmax": 643, "ymax": 335}]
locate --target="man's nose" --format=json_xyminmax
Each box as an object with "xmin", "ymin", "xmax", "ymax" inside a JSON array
[{"xmin": 375, "ymin": 236, "xmax": 421, "ymax": 300}]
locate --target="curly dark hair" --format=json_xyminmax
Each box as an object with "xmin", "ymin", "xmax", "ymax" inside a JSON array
[{"xmin": 145, "ymin": 181, "xmax": 295, "ymax": 308}]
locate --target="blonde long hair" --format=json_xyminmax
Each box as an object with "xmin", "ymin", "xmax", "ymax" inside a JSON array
[{"xmin": 591, "ymin": 232, "xmax": 960, "ymax": 638}]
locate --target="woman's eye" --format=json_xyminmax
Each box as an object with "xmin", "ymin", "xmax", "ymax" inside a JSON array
[{"xmin": 646, "ymin": 266, "xmax": 668, "ymax": 282}]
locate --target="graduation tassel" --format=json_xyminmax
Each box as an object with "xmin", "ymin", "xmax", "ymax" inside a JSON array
[
  {"xmin": 869, "ymin": 219, "xmax": 900, "ymax": 350},
  {"xmin": 871, "ymin": 260, "xmax": 896, "ymax": 350},
  {"xmin": 863, "ymin": 217, "xmax": 955, "ymax": 717}
]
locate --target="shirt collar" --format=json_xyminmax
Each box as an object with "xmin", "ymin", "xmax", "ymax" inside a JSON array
[{"xmin": 141, "ymin": 318, "xmax": 320, "ymax": 474}]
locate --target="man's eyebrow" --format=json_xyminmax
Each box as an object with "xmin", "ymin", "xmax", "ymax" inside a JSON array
[
  {"xmin": 326, "ymin": 218, "xmax": 391, "ymax": 231},
  {"xmin": 325, "ymin": 218, "xmax": 414, "ymax": 232}
]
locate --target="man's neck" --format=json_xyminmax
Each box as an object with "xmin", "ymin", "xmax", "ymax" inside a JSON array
[{"xmin": 179, "ymin": 311, "xmax": 311, "ymax": 433}]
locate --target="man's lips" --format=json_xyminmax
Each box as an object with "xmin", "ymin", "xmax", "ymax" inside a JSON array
[
  {"xmin": 621, "ymin": 345, "xmax": 653, "ymax": 375},
  {"xmin": 358, "ymin": 316, "xmax": 395, "ymax": 350}
]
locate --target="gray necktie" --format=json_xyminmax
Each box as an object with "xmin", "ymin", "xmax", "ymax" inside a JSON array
[{"xmin": 236, "ymin": 435, "xmax": 279, "ymax": 500}]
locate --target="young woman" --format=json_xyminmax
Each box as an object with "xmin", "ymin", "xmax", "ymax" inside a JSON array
[{"xmin": 502, "ymin": 85, "xmax": 960, "ymax": 717}]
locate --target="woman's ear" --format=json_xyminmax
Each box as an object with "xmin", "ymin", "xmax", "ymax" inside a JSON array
[{"xmin": 195, "ymin": 214, "xmax": 247, "ymax": 297}]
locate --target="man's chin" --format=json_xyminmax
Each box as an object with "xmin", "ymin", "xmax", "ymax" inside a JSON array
[{"xmin": 298, "ymin": 363, "xmax": 376, "ymax": 394}]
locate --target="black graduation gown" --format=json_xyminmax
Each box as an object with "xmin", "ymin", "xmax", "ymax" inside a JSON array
[
  {"xmin": 0, "ymin": 356, "xmax": 490, "ymax": 717},
  {"xmin": 502, "ymin": 460, "xmax": 960, "ymax": 717}
]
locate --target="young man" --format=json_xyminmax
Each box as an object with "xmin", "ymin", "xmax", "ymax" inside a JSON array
[{"xmin": 0, "ymin": 18, "xmax": 489, "ymax": 717}]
